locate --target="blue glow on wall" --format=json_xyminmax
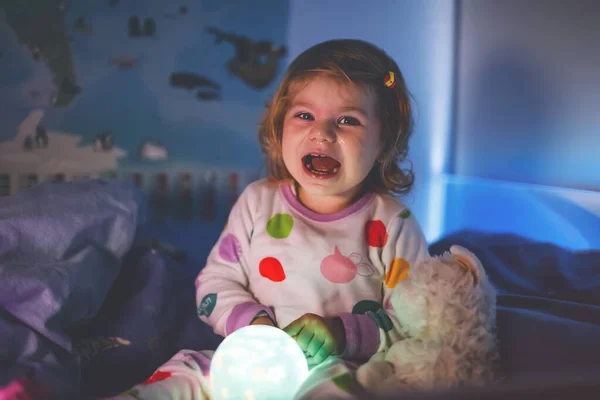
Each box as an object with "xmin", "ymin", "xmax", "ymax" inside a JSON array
[{"xmin": 453, "ymin": 0, "xmax": 600, "ymax": 191}]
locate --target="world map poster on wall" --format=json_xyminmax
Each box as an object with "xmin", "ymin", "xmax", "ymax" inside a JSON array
[{"xmin": 0, "ymin": 0, "xmax": 289, "ymax": 221}]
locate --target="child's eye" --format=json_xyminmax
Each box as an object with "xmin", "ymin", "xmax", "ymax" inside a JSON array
[
  {"xmin": 295, "ymin": 112, "xmax": 314, "ymax": 121},
  {"xmin": 338, "ymin": 116, "xmax": 361, "ymax": 126}
]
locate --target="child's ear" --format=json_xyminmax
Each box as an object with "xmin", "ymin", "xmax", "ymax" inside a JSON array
[{"xmin": 449, "ymin": 245, "xmax": 482, "ymax": 284}]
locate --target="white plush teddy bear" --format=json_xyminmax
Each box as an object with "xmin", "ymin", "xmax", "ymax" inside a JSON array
[{"xmin": 356, "ymin": 245, "xmax": 499, "ymax": 394}]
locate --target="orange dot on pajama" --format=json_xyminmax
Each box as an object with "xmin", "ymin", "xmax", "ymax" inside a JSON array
[
  {"xmin": 143, "ymin": 370, "xmax": 172, "ymax": 384},
  {"xmin": 259, "ymin": 257, "xmax": 286, "ymax": 282},
  {"xmin": 365, "ymin": 220, "xmax": 388, "ymax": 247},
  {"xmin": 385, "ymin": 258, "xmax": 410, "ymax": 288}
]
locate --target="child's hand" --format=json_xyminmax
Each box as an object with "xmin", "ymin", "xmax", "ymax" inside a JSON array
[{"xmin": 283, "ymin": 313, "xmax": 345, "ymax": 367}]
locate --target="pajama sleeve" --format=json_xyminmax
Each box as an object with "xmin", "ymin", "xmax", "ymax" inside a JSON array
[
  {"xmin": 195, "ymin": 185, "xmax": 275, "ymax": 337},
  {"xmin": 337, "ymin": 208, "xmax": 431, "ymax": 360}
]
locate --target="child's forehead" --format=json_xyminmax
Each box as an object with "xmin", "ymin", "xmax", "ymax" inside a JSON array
[{"xmin": 287, "ymin": 75, "xmax": 376, "ymax": 108}]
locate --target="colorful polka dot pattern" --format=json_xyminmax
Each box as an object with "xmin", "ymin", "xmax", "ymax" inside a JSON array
[
  {"xmin": 218, "ymin": 210, "xmax": 402, "ymax": 289},
  {"xmin": 385, "ymin": 258, "xmax": 410, "ymax": 288},
  {"xmin": 254, "ymin": 217, "xmax": 392, "ymax": 284}
]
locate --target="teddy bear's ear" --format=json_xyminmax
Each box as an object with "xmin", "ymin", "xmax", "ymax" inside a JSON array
[{"xmin": 449, "ymin": 245, "xmax": 482, "ymax": 284}]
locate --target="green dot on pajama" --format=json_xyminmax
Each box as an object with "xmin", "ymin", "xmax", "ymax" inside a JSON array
[
  {"xmin": 120, "ymin": 388, "xmax": 142, "ymax": 399},
  {"xmin": 197, "ymin": 293, "xmax": 217, "ymax": 317},
  {"xmin": 399, "ymin": 209, "xmax": 411, "ymax": 219},
  {"xmin": 352, "ymin": 300, "xmax": 382, "ymax": 315},
  {"xmin": 369, "ymin": 309, "xmax": 394, "ymax": 332},
  {"xmin": 353, "ymin": 300, "xmax": 393, "ymax": 331},
  {"xmin": 266, "ymin": 213, "xmax": 294, "ymax": 239},
  {"xmin": 331, "ymin": 373, "xmax": 359, "ymax": 393}
]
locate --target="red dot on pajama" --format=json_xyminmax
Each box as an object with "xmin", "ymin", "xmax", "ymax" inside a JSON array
[
  {"xmin": 259, "ymin": 257, "xmax": 286, "ymax": 282},
  {"xmin": 365, "ymin": 220, "xmax": 388, "ymax": 247},
  {"xmin": 143, "ymin": 370, "xmax": 172, "ymax": 384}
]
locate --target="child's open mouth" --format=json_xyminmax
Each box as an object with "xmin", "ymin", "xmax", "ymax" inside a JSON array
[{"xmin": 302, "ymin": 153, "xmax": 341, "ymax": 179}]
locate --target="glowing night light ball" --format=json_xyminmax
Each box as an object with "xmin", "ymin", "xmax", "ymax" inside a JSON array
[{"xmin": 211, "ymin": 325, "xmax": 309, "ymax": 400}]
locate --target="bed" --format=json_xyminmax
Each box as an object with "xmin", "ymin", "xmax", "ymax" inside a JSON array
[{"xmin": 0, "ymin": 179, "xmax": 599, "ymax": 399}]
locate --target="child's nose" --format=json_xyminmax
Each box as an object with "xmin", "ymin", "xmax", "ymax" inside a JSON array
[{"xmin": 308, "ymin": 121, "xmax": 337, "ymax": 144}]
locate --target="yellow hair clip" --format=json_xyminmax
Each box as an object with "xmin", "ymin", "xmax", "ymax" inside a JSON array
[{"xmin": 384, "ymin": 71, "xmax": 396, "ymax": 88}]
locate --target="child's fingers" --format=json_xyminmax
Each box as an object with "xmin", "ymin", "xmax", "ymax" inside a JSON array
[
  {"xmin": 306, "ymin": 336, "xmax": 324, "ymax": 358},
  {"xmin": 295, "ymin": 329, "xmax": 315, "ymax": 352},
  {"xmin": 283, "ymin": 319, "xmax": 304, "ymax": 337},
  {"xmin": 309, "ymin": 338, "xmax": 335, "ymax": 366}
]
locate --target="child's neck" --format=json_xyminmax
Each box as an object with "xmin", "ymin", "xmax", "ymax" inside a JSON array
[{"xmin": 295, "ymin": 181, "xmax": 365, "ymax": 215}]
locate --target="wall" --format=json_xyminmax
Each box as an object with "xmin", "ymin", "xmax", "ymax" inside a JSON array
[
  {"xmin": 442, "ymin": 175, "xmax": 600, "ymax": 250},
  {"xmin": 287, "ymin": 0, "xmax": 457, "ymax": 242},
  {"xmin": 0, "ymin": 0, "xmax": 290, "ymax": 222},
  {"xmin": 453, "ymin": 0, "xmax": 600, "ymax": 191},
  {"xmin": 0, "ymin": 0, "xmax": 457, "ymax": 239},
  {"xmin": 438, "ymin": 0, "xmax": 600, "ymax": 250}
]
